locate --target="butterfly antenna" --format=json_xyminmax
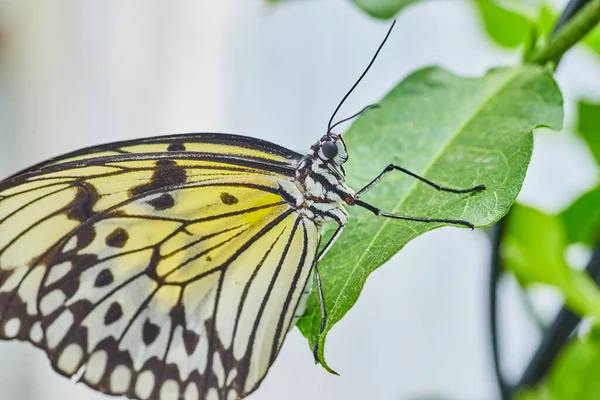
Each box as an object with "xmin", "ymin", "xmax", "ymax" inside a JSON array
[
  {"xmin": 329, "ymin": 103, "xmax": 380, "ymax": 131},
  {"xmin": 326, "ymin": 20, "xmax": 396, "ymax": 137}
]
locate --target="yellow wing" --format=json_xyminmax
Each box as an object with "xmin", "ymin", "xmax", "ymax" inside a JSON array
[{"xmin": 0, "ymin": 133, "xmax": 320, "ymax": 400}]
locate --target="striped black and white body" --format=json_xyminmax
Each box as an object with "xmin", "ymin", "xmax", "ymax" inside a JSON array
[{"xmin": 287, "ymin": 134, "xmax": 352, "ymax": 226}]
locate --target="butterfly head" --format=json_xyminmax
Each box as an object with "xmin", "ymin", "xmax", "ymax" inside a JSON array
[
  {"xmin": 313, "ymin": 134, "xmax": 348, "ymax": 166},
  {"xmin": 298, "ymin": 133, "xmax": 354, "ymax": 202}
]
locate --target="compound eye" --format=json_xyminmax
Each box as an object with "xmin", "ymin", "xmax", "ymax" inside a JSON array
[{"xmin": 321, "ymin": 141, "xmax": 338, "ymax": 159}]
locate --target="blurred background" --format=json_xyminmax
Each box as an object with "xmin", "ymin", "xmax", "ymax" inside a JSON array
[{"xmin": 0, "ymin": 0, "xmax": 597, "ymax": 399}]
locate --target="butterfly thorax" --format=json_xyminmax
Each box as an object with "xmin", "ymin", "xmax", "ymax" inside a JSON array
[{"xmin": 281, "ymin": 135, "xmax": 353, "ymax": 227}]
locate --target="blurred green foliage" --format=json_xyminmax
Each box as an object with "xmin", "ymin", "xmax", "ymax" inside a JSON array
[
  {"xmin": 516, "ymin": 330, "xmax": 600, "ymax": 399},
  {"xmin": 351, "ymin": 0, "xmax": 420, "ymax": 19},
  {"xmin": 474, "ymin": 1, "xmax": 534, "ymax": 48}
]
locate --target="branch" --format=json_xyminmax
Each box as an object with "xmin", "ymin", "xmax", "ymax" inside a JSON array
[
  {"xmin": 488, "ymin": 221, "xmax": 512, "ymax": 400},
  {"xmin": 529, "ymin": 0, "xmax": 600, "ymax": 65}
]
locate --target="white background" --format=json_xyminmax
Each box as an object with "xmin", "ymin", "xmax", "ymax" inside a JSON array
[{"xmin": 0, "ymin": 0, "xmax": 598, "ymax": 399}]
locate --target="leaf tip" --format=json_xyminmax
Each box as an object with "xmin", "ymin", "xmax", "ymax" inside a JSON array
[
  {"xmin": 311, "ymin": 335, "xmax": 339, "ymax": 375},
  {"xmin": 317, "ymin": 361, "xmax": 340, "ymax": 376}
]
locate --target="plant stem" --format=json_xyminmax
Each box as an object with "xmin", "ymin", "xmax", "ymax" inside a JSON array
[
  {"xmin": 488, "ymin": 222, "xmax": 511, "ymax": 400},
  {"xmin": 529, "ymin": 0, "xmax": 600, "ymax": 65},
  {"xmin": 552, "ymin": 0, "xmax": 592, "ymax": 35}
]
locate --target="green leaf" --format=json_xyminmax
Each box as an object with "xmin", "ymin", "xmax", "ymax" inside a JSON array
[
  {"xmin": 503, "ymin": 204, "xmax": 600, "ymax": 319},
  {"xmin": 547, "ymin": 335, "xmax": 600, "ymax": 399},
  {"xmin": 473, "ymin": 0, "xmax": 534, "ymax": 48},
  {"xmin": 297, "ymin": 65, "xmax": 563, "ymax": 371},
  {"xmin": 577, "ymin": 100, "xmax": 600, "ymax": 166},
  {"xmin": 557, "ymin": 101, "xmax": 600, "ymax": 247},
  {"xmin": 351, "ymin": 0, "xmax": 420, "ymax": 19},
  {"xmin": 515, "ymin": 388, "xmax": 551, "ymax": 400},
  {"xmin": 484, "ymin": 0, "xmax": 543, "ymax": 19},
  {"xmin": 538, "ymin": 2, "xmax": 557, "ymax": 35},
  {"xmin": 502, "ymin": 204, "xmax": 568, "ymax": 286},
  {"xmin": 585, "ymin": 25, "xmax": 600, "ymax": 58},
  {"xmin": 560, "ymin": 186, "xmax": 600, "ymax": 246},
  {"xmin": 517, "ymin": 331, "xmax": 600, "ymax": 399}
]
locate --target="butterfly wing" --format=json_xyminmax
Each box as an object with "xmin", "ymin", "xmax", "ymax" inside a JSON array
[{"xmin": 0, "ymin": 133, "xmax": 319, "ymax": 400}]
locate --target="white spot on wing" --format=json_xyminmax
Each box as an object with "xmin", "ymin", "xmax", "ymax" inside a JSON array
[
  {"xmin": 84, "ymin": 350, "xmax": 108, "ymax": 385},
  {"xmin": 71, "ymin": 363, "xmax": 87, "ymax": 382},
  {"xmin": 110, "ymin": 365, "xmax": 132, "ymax": 394},
  {"xmin": 46, "ymin": 309, "xmax": 73, "ymax": 349},
  {"xmin": 3, "ymin": 318, "xmax": 20, "ymax": 338},
  {"xmin": 17, "ymin": 265, "xmax": 44, "ymax": 315},
  {"xmin": 40, "ymin": 289, "xmax": 66, "ymax": 316},
  {"xmin": 30, "ymin": 321, "xmax": 43, "ymax": 343},
  {"xmin": 0, "ymin": 266, "xmax": 27, "ymax": 292},
  {"xmin": 160, "ymin": 379, "xmax": 179, "ymax": 400},
  {"xmin": 206, "ymin": 388, "xmax": 220, "ymax": 400},
  {"xmin": 45, "ymin": 261, "xmax": 72, "ymax": 286},
  {"xmin": 226, "ymin": 368, "xmax": 237, "ymax": 386},
  {"xmin": 227, "ymin": 389, "xmax": 238, "ymax": 400},
  {"xmin": 58, "ymin": 343, "xmax": 84, "ymax": 375},
  {"xmin": 184, "ymin": 382, "xmax": 199, "ymax": 400},
  {"xmin": 63, "ymin": 236, "xmax": 78, "ymax": 252},
  {"xmin": 135, "ymin": 370, "xmax": 155, "ymax": 400},
  {"xmin": 213, "ymin": 352, "xmax": 225, "ymax": 387}
]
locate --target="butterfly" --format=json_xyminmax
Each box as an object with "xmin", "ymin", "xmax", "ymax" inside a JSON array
[{"xmin": 0, "ymin": 21, "xmax": 484, "ymax": 400}]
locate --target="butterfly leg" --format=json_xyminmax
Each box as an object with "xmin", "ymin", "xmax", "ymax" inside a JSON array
[
  {"xmin": 312, "ymin": 263, "xmax": 326, "ymax": 363},
  {"xmin": 354, "ymin": 198, "xmax": 475, "ymax": 229},
  {"xmin": 355, "ymin": 164, "xmax": 485, "ymax": 198},
  {"xmin": 312, "ymin": 223, "xmax": 345, "ymax": 363}
]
